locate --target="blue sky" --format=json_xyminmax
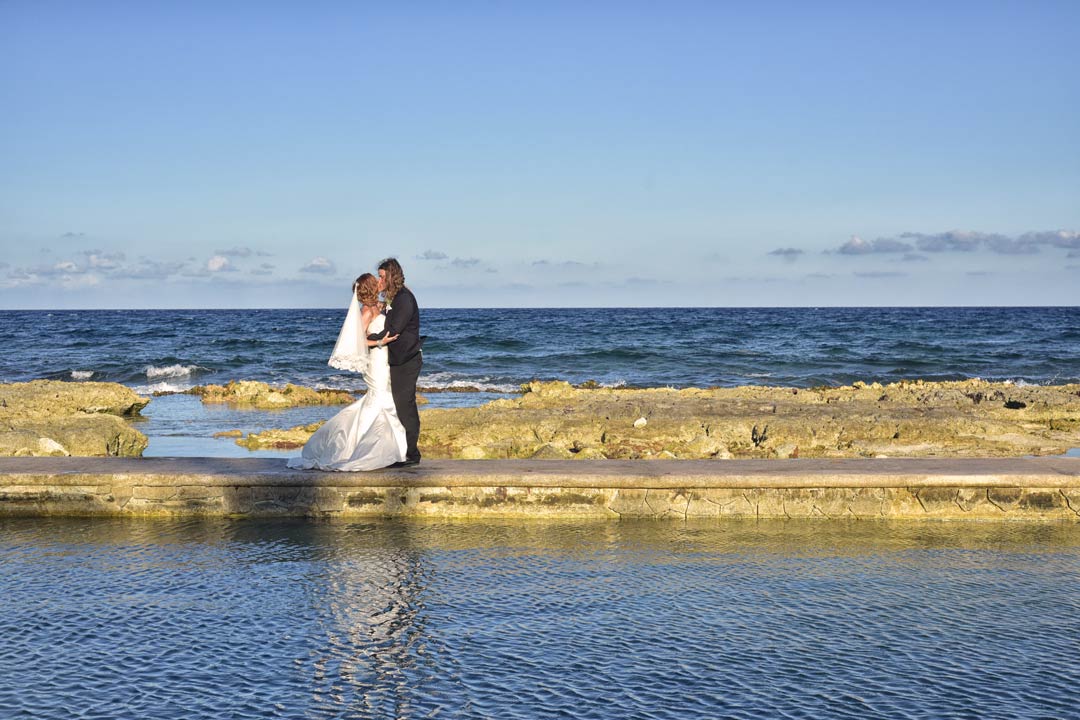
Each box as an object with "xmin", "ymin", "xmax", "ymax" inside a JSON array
[{"xmin": 2, "ymin": 1, "xmax": 1077, "ymax": 308}]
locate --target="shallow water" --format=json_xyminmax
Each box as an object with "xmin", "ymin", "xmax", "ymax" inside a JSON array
[
  {"xmin": 2, "ymin": 518, "xmax": 1078, "ymax": 719},
  {"xmin": 139, "ymin": 393, "xmax": 512, "ymax": 458}
]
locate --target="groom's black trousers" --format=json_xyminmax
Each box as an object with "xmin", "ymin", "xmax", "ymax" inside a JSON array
[{"xmin": 390, "ymin": 352, "xmax": 422, "ymax": 462}]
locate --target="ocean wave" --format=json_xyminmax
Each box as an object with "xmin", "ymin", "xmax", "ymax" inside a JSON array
[
  {"xmin": 70, "ymin": 370, "xmax": 94, "ymax": 380},
  {"xmin": 145, "ymin": 364, "xmax": 207, "ymax": 379},
  {"xmin": 418, "ymin": 372, "xmax": 520, "ymax": 393},
  {"xmin": 134, "ymin": 381, "xmax": 192, "ymax": 395},
  {"xmin": 420, "ymin": 381, "xmax": 521, "ymax": 393}
]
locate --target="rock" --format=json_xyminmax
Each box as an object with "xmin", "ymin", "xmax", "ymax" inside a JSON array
[
  {"xmin": 37, "ymin": 437, "xmax": 69, "ymax": 456},
  {"xmin": 0, "ymin": 430, "xmax": 46, "ymax": 457},
  {"xmin": 415, "ymin": 379, "xmax": 1080, "ymax": 461},
  {"xmin": 0, "ymin": 380, "xmax": 148, "ymax": 417},
  {"xmin": 236, "ymin": 422, "xmax": 325, "ymax": 450},
  {"xmin": 460, "ymin": 445, "xmax": 488, "ymax": 459},
  {"xmin": 633, "ymin": 417, "xmax": 648, "ymax": 428},
  {"xmin": 571, "ymin": 447, "xmax": 607, "ymax": 460},
  {"xmin": 777, "ymin": 443, "xmax": 799, "ymax": 459},
  {"xmin": 213, "ymin": 429, "xmax": 244, "ymax": 438},
  {"xmin": 191, "ymin": 381, "xmax": 354, "ymax": 409},
  {"xmin": 0, "ymin": 381, "xmax": 149, "ymax": 457},
  {"xmin": 231, "ymin": 379, "xmax": 1080, "ymax": 462},
  {"xmin": 530, "ymin": 443, "xmax": 574, "ymax": 459}
]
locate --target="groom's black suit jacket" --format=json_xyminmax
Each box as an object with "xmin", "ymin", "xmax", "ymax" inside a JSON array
[{"xmin": 373, "ymin": 286, "xmax": 422, "ymax": 366}]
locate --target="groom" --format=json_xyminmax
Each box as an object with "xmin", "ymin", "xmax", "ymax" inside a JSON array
[{"xmin": 370, "ymin": 257, "xmax": 423, "ymax": 467}]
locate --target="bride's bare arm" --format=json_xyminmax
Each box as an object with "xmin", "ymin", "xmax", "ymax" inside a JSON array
[{"xmin": 361, "ymin": 306, "xmax": 398, "ymax": 347}]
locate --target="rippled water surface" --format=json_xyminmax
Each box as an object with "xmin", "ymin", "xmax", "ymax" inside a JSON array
[{"xmin": 2, "ymin": 518, "xmax": 1079, "ymax": 720}]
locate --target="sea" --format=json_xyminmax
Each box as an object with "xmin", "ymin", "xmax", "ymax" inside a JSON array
[
  {"xmin": 2, "ymin": 306, "xmax": 1078, "ymax": 456},
  {"xmin": 2, "ymin": 517, "xmax": 1079, "ymax": 720},
  {"xmin": 3, "ymin": 314, "xmax": 1080, "ymax": 718}
]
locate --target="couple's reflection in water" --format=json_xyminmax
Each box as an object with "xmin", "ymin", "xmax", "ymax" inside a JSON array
[
  {"xmin": 299, "ymin": 520, "xmax": 453, "ymax": 720},
  {"xmin": 7, "ymin": 517, "xmax": 1080, "ymax": 720}
]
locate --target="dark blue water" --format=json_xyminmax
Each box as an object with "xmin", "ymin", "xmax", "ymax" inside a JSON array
[
  {"xmin": 1, "ymin": 307, "xmax": 1078, "ymax": 394},
  {"xmin": 2, "ymin": 517, "xmax": 1078, "ymax": 720}
]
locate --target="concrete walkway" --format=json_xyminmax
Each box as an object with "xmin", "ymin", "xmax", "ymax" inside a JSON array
[{"xmin": 2, "ymin": 456, "xmax": 1079, "ymax": 520}]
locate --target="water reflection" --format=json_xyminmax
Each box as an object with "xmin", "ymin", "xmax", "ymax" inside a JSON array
[
  {"xmin": 1, "ymin": 518, "xmax": 1078, "ymax": 719},
  {"xmin": 302, "ymin": 522, "xmax": 436, "ymax": 719}
]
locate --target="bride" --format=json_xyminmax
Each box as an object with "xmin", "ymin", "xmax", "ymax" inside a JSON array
[{"xmin": 288, "ymin": 274, "xmax": 407, "ymax": 471}]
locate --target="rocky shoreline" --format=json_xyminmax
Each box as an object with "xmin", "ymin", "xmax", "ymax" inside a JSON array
[
  {"xmin": 4, "ymin": 378, "xmax": 1079, "ymax": 460},
  {"xmin": 0, "ymin": 381, "xmax": 149, "ymax": 457},
  {"xmin": 188, "ymin": 380, "xmax": 355, "ymax": 408},
  {"xmin": 242, "ymin": 379, "xmax": 1080, "ymax": 459}
]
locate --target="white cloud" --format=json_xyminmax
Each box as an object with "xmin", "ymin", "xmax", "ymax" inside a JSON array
[
  {"xmin": 114, "ymin": 259, "xmax": 188, "ymax": 280},
  {"xmin": 207, "ymin": 255, "xmax": 237, "ymax": 273},
  {"xmin": 417, "ymin": 250, "xmax": 449, "ymax": 261},
  {"xmin": 1018, "ymin": 230, "xmax": 1080, "ymax": 249},
  {"xmin": 902, "ymin": 231, "xmax": 988, "ymax": 252},
  {"xmin": 84, "ymin": 250, "xmax": 125, "ymax": 269},
  {"xmin": 830, "ymin": 229, "xmax": 1080, "ymax": 257},
  {"xmin": 300, "ymin": 256, "xmax": 336, "ymax": 274},
  {"xmin": 834, "ymin": 236, "xmax": 913, "ymax": 255},
  {"xmin": 984, "ymin": 236, "xmax": 1041, "ymax": 255},
  {"xmin": 1, "ymin": 269, "xmax": 39, "ymax": 288},
  {"xmin": 58, "ymin": 274, "xmax": 101, "ymax": 290}
]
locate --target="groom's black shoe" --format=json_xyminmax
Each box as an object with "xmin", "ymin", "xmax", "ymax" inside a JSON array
[{"xmin": 386, "ymin": 459, "xmax": 420, "ymax": 469}]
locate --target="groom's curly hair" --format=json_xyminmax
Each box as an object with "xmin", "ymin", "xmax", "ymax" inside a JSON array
[
  {"xmin": 378, "ymin": 257, "xmax": 405, "ymax": 303},
  {"xmin": 354, "ymin": 273, "xmax": 380, "ymax": 307}
]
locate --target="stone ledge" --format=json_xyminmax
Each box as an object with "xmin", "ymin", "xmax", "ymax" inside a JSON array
[{"xmin": 1, "ymin": 457, "xmax": 1078, "ymax": 520}]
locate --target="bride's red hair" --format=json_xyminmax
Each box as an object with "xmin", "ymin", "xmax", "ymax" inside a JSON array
[{"xmin": 354, "ymin": 273, "xmax": 380, "ymax": 307}]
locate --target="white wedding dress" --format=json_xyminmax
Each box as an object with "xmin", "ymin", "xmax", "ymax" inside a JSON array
[{"xmin": 288, "ymin": 312, "xmax": 407, "ymax": 471}]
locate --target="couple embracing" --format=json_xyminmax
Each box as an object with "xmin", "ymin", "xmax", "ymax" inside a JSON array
[{"xmin": 288, "ymin": 258, "xmax": 422, "ymax": 471}]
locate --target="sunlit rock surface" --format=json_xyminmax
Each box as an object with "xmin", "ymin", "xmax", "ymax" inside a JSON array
[
  {"xmin": 243, "ymin": 379, "xmax": 1080, "ymax": 459},
  {"xmin": 190, "ymin": 380, "xmax": 354, "ymax": 408},
  {"xmin": 236, "ymin": 422, "xmax": 324, "ymax": 450},
  {"xmin": 0, "ymin": 381, "xmax": 149, "ymax": 457}
]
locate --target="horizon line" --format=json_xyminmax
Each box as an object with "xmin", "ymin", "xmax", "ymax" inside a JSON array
[{"xmin": 1, "ymin": 304, "xmax": 1078, "ymax": 312}]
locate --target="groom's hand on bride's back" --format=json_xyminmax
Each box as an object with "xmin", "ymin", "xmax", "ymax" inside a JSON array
[{"xmin": 366, "ymin": 330, "xmax": 399, "ymax": 344}]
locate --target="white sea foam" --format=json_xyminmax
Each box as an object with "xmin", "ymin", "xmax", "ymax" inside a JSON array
[
  {"xmin": 145, "ymin": 364, "xmax": 204, "ymax": 379},
  {"xmin": 419, "ymin": 372, "xmax": 519, "ymax": 393},
  {"xmin": 134, "ymin": 381, "xmax": 190, "ymax": 395},
  {"xmin": 70, "ymin": 370, "xmax": 94, "ymax": 380},
  {"xmin": 317, "ymin": 377, "xmax": 367, "ymax": 393}
]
